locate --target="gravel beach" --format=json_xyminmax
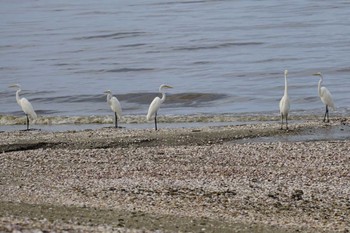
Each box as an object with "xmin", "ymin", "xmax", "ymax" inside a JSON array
[{"xmin": 1, "ymin": 119, "xmax": 349, "ymax": 233}]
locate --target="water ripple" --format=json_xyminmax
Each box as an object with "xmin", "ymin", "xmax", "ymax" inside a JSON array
[
  {"xmin": 174, "ymin": 42, "xmax": 263, "ymax": 51},
  {"xmin": 74, "ymin": 32, "xmax": 145, "ymax": 40}
]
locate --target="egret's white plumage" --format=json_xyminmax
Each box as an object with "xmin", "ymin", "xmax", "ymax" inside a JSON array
[
  {"xmin": 279, "ymin": 70, "xmax": 290, "ymax": 130},
  {"xmin": 146, "ymin": 84, "xmax": 173, "ymax": 130},
  {"xmin": 9, "ymin": 84, "xmax": 37, "ymax": 130},
  {"xmin": 104, "ymin": 90, "xmax": 122, "ymax": 128},
  {"xmin": 313, "ymin": 72, "xmax": 335, "ymax": 122}
]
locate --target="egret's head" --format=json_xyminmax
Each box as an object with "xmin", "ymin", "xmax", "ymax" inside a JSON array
[
  {"xmin": 104, "ymin": 90, "xmax": 112, "ymax": 95},
  {"xmin": 312, "ymin": 72, "xmax": 323, "ymax": 77},
  {"xmin": 284, "ymin": 70, "xmax": 288, "ymax": 76},
  {"xmin": 9, "ymin": 84, "xmax": 21, "ymax": 89},
  {"xmin": 159, "ymin": 84, "xmax": 173, "ymax": 92}
]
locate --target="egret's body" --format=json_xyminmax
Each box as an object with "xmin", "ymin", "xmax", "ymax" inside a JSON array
[
  {"xmin": 9, "ymin": 84, "xmax": 37, "ymax": 130},
  {"xmin": 313, "ymin": 72, "xmax": 335, "ymax": 122},
  {"xmin": 279, "ymin": 70, "xmax": 290, "ymax": 130},
  {"xmin": 146, "ymin": 84, "xmax": 173, "ymax": 130},
  {"xmin": 104, "ymin": 90, "xmax": 122, "ymax": 128}
]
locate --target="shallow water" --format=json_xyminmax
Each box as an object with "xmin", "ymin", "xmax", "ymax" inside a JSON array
[
  {"xmin": 1, "ymin": 0, "xmax": 350, "ymax": 125},
  {"xmin": 0, "ymin": 121, "xmax": 241, "ymax": 132},
  {"xmin": 236, "ymin": 124, "xmax": 350, "ymax": 143}
]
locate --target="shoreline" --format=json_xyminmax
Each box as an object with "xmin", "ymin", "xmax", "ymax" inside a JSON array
[
  {"xmin": 1, "ymin": 119, "xmax": 349, "ymax": 232},
  {"xmin": 0, "ymin": 112, "xmax": 347, "ymax": 129}
]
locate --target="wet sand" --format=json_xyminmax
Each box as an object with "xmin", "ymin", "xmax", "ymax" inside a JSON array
[{"xmin": 0, "ymin": 119, "xmax": 349, "ymax": 232}]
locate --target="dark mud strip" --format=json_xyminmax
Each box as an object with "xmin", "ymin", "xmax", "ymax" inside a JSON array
[
  {"xmin": 0, "ymin": 201, "xmax": 296, "ymax": 233},
  {"xmin": 0, "ymin": 126, "xmax": 304, "ymax": 153},
  {"xmin": 0, "ymin": 142, "xmax": 60, "ymax": 153},
  {"xmin": 2, "ymin": 124, "xmax": 348, "ymax": 153}
]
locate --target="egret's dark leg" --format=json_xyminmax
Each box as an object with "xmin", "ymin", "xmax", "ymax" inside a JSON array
[
  {"xmin": 323, "ymin": 106, "xmax": 327, "ymax": 122},
  {"xmin": 326, "ymin": 105, "xmax": 329, "ymax": 123},
  {"xmin": 280, "ymin": 114, "xmax": 284, "ymax": 130},
  {"xmin": 286, "ymin": 115, "xmax": 288, "ymax": 130},
  {"xmin": 114, "ymin": 112, "xmax": 118, "ymax": 128},
  {"xmin": 26, "ymin": 114, "xmax": 29, "ymax": 130},
  {"xmin": 154, "ymin": 112, "xmax": 158, "ymax": 131}
]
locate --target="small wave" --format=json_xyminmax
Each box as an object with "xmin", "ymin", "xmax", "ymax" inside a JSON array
[
  {"xmin": 120, "ymin": 43, "xmax": 146, "ymax": 48},
  {"xmin": 0, "ymin": 91, "xmax": 14, "ymax": 98},
  {"xmin": 336, "ymin": 67, "xmax": 350, "ymax": 73},
  {"xmin": 148, "ymin": 1, "xmax": 207, "ymax": 6},
  {"xmin": 26, "ymin": 92, "xmax": 228, "ymax": 106},
  {"xmin": 53, "ymin": 63, "xmax": 79, "ymax": 67},
  {"xmin": 72, "ymin": 67, "xmax": 154, "ymax": 74},
  {"xmin": 174, "ymin": 42, "xmax": 263, "ymax": 51},
  {"xmin": 123, "ymin": 92, "xmax": 228, "ymax": 106},
  {"xmin": 0, "ymin": 45, "xmax": 13, "ymax": 49},
  {"xmin": 253, "ymin": 58, "xmax": 300, "ymax": 64},
  {"xmin": 74, "ymin": 31, "xmax": 145, "ymax": 40},
  {"xmin": 76, "ymin": 11, "xmax": 114, "ymax": 16},
  {"xmin": 31, "ymin": 94, "xmax": 104, "ymax": 104},
  {"xmin": 167, "ymin": 93, "xmax": 227, "ymax": 107},
  {"xmin": 105, "ymin": 68, "xmax": 154, "ymax": 73},
  {"xmin": 191, "ymin": 61, "xmax": 213, "ymax": 65}
]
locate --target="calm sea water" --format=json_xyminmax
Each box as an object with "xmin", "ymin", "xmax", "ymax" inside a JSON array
[{"xmin": 1, "ymin": 0, "xmax": 350, "ymax": 126}]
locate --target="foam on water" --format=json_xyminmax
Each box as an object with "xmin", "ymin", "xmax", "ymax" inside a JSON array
[
  {"xmin": 0, "ymin": 112, "xmax": 336, "ymax": 127},
  {"xmin": 0, "ymin": 114, "xmax": 243, "ymax": 126}
]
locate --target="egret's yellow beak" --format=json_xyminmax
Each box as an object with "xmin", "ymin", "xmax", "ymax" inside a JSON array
[
  {"xmin": 164, "ymin": 85, "xmax": 173, "ymax": 89},
  {"xmin": 9, "ymin": 84, "xmax": 19, "ymax": 88}
]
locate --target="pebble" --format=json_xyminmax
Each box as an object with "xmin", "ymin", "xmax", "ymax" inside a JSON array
[{"xmin": 0, "ymin": 120, "xmax": 349, "ymax": 232}]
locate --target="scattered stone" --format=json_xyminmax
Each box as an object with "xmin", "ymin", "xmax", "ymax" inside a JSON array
[
  {"xmin": 0, "ymin": 120, "xmax": 349, "ymax": 232},
  {"xmin": 291, "ymin": 190, "xmax": 304, "ymax": 201}
]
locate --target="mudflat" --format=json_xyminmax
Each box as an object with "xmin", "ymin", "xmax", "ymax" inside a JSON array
[{"xmin": 1, "ymin": 119, "xmax": 349, "ymax": 232}]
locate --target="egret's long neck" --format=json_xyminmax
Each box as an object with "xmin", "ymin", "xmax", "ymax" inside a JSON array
[
  {"xmin": 106, "ymin": 93, "xmax": 112, "ymax": 103},
  {"xmin": 318, "ymin": 75, "xmax": 323, "ymax": 96},
  {"xmin": 284, "ymin": 74, "xmax": 288, "ymax": 96},
  {"xmin": 16, "ymin": 89, "xmax": 21, "ymax": 106},
  {"xmin": 160, "ymin": 91, "xmax": 166, "ymax": 103}
]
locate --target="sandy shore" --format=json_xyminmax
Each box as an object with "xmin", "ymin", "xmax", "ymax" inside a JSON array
[{"xmin": 1, "ymin": 119, "xmax": 349, "ymax": 232}]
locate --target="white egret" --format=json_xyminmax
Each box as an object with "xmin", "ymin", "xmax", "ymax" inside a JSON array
[
  {"xmin": 104, "ymin": 90, "xmax": 122, "ymax": 128},
  {"xmin": 279, "ymin": 70, "xmax": 290, "ymax": 130},
  {"xmin": 313, "ymin": 72, "xmax": 335, "ymax": 123},
  {"xmin": 9, "ymin": 84, "xmax": 37, "ymax": 130},
  {"xmin": 146, "ymin": 84, "xmax": 173, "ymax": 130}
]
